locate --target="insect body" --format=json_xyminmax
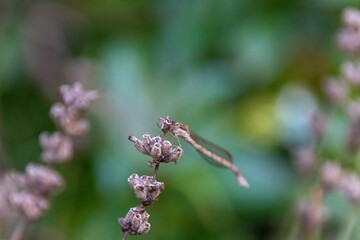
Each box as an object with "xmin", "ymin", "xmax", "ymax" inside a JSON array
[{"xmin": 158, "ymin": 116, "xmax": 249, "ymax": 188}]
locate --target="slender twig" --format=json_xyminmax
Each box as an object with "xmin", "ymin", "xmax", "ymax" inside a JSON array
[
  {"xmin": 121, "ymin": 231, "xmax": 128, "ymax": 240},
  {"xmin": 10, "ymin": 218, "xmax": 28, "ymax": 240}
]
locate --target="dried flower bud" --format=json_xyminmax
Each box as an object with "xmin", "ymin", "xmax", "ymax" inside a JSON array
[
  {"xmin": 9, "ymin": 192, "xmax": 49, "ymax": 221},
  {"xmin": 339, "ymin": 173, "xmax": 360, "ymax": 203},
  {"xmin": 25, "ymin": 164, "xmax": 64, "ymax": 197},
  {"xmin": 322, "ymin": 78, "xmax": 347, "ymax": 103},
  {"xmin": 40, "ymin": 132, "xmax": 73, "ymax": 163},
  {"xmin": 168, "ymin": 146, "xmax": 183, "ymax": 163},
  {"xmin": 320, "ymin": 162, "xmax": 342, "ymax": 191},
  {"xmin": 128, "ymin": 174, "xmax": 164, "ymax": 206},
  {"xmin": 118, "ymin": 206, "xmax": 150, "ymax": 235},
  {"xmin": 292, "ymin": 148, "xmax": 316, "ymax": 174},
  {"xmin": 59, "ymin": 82, "xmax": 98, "ymax": 112},
  {"xmin": 161, "ymin": 140, "xmax": 172, "ymax": 157},
  {"xmin": 128, "ymin": 135, "xmax": 148, "ymax": 155},
  {"xmin": 150, "ymin": 142, "xmax": 162, "ymax": 160}
]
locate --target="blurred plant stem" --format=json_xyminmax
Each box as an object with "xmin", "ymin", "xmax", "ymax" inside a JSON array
[
  {"xmin": 10, "ymin": 218, "xmax": 27, "ymax": 240},
  {"xmin": 337, "ymin": 205, "xmax": 359, "ymax": 240}
]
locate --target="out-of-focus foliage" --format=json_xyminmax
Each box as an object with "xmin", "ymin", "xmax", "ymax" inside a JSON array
[{"xmin": 1, "ymin": 0, "xmax": 360, "ymax": 239}]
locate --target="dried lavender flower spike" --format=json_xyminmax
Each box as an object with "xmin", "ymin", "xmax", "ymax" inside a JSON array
[
  {"xmin": 40, "ymin": 132, "xmax": 73, "ymax": 164},
  {"xmin": 339, "ymin": 173, "xmax": 360, "ymax": 203},
  {"xmin": 342, "ymin": 7, "xmax": 360, "ymax": 28}
]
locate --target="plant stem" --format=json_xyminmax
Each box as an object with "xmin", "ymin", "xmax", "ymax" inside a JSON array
[
  {"xmin": 121, "ymin": 232, "xmax": 128, "ymax": 240},
  {"xmin": 337, "ymin": 204, "xmax": 359, "ymax": 240},
  {"xmin": 10, "ymin": 218, "xmax": 28, "ymax": 240}
]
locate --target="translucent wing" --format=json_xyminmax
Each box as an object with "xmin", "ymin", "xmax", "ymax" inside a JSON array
[{"xmin": 189, "ymin": 131, "xmax": 233, "ymax": 168}]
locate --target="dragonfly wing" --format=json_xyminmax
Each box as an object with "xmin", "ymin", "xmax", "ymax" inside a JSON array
[{"xmin": 189, "ymin": 131, "xmax": 233, "ymax": 168}]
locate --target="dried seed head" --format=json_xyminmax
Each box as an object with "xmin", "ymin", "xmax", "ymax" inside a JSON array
[
  {"xmin": 320, "ymin": 162, "xmax": 342, "ymax": 191},
  {"xmin": 128, "ymin": 174, "xmax": 164, "ymax": 206},
  {"xmin": 39, "ymin": 131, "xmax": 73, "ymax": 163},
  {"xmin": 50, "ymin": 103, "xmax": 90, "ymax": 136},
  {"xmin": 8, "ymin": 191, "xmax": 49, "ymax": 221},
  {"xmin": 118, "ymin": 206, "xmax": 150, "ymax": 235},
  {"xmin": 59, "ymin": 82, "xmax": 99, "ymax": 112},
  {"xmin": 25, "ymin": 164, "xmax": 64, "ymax": 197},
  {"xmin": 339, "ymin": 173, "xmax": 360, "ymax": 203},
  {"xmin": 128, "ymin": 133, "xmax": 183, "ymax": 166}
]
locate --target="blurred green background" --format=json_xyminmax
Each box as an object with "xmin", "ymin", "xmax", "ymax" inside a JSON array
[{"xmin": 1, "ymin": 0, "xmax": 360, "ymax": 239}]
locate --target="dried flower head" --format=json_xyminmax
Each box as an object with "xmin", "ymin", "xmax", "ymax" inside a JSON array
[
  {"xmin": 25, "ymin": 164, "xmax": 64, "ymax": 197},
  {"xmin": 50, "ymin": 103, "xmax": 90, "ymax": 136},
  {"xmin": 320, "ymin": 162, "xmax": 342, "ymax": 191},
  {"xmin": 128, "ymin": 174, "xmax": 164, "ymax": 206},
  {"xmin": 8, "ymin": 192, "xmax": 49, "ymax": 221},
  {"xmin": 128, "ymin": 134, "xmax": 183, "ymax": 167},
  {"xmin": 40, "ymin": 131, "xmax": 73, "ymax": 163},
  {"xmin": 118, "ymin": 206, "xmax": 150, "ymax": 235},
  {"xmin": 342, "ymin": 7, "xmax": 360, "ymax": 28},
  {"xmin": 59, "ymin": 82, "xmax": 98, "ymax": 112}
]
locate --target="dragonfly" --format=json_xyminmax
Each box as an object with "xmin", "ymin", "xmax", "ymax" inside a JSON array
[{"xmin": 158, "ymin": 116, "xmax": 249, "ymax": 188}]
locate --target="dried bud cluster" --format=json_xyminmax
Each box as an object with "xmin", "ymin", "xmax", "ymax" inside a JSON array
[
  {"xmin": 39, "ymin": 132, "xmax": 73, "ymax": 163},
  {"xmin": 118, "ymin": 206, "xmax": 150, "ymax": 235},
  {"xmin": 337, "ymin": 7, "xmax": 360, "ymax": 54},
  {"xmin": 128, "ymin": 174, "xmax": 164, "ymax": 206},
  {"xmin": 128, "ymin": 134, "xmax": 183, "ymax": 167},
  {"xmin": 50, "ymin": 82, "xmax": 98, "ymax": 136},
  {"xmin": 8, "ymin": 192, "xmax": 49, "ymax": 221},
  {"xmin": 25, "ymin": 164, "xmax": 64, "ymax": 197}
]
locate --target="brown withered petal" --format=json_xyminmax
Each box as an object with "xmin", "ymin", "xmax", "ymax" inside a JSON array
[
  {"xmin": 118, "ymin": 206, "xmax": 150, "ymax": 235},
  {"xmin": 25, "ymin": 164, "xmax": 64, "ymax": 197},
  {"xmin": 8, "ymin": 191, "xmax": 49, "ymax": 221},
  {"xmin": 128, "ymin": 174, "xmax": 164, "ymax": 206}
]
